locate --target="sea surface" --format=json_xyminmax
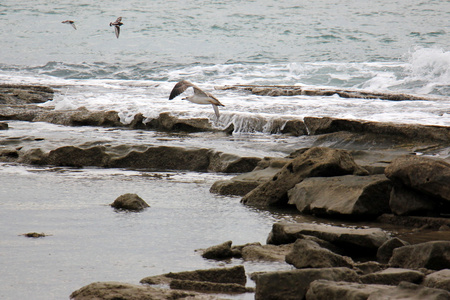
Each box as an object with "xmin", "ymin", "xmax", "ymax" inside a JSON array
[{"xmin": 0, "ymin": 0, "xmax": 449, "ymax": 299}]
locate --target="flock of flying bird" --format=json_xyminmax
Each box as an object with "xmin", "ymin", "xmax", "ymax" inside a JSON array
[{"xmin": 61, "ymin": 17, "xmax": 225, "ymax": 119}]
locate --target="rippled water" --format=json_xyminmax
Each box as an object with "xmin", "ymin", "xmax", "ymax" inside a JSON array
[{"xmin": 0, "ymin": 1, "xmax": 449, "ymax": 299}]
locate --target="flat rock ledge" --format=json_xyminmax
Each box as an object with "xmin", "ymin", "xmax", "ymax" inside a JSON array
[
  {"xmin": 218, "ymin": 84, "xmax": 439, "ymax": 101},
  {"xmin": 71, "ymin": 266, "xmax": 253, "ymax": 299},
  {"xmin": 0, "ymin": 144, "xmax": 261, "ymax": 173}
]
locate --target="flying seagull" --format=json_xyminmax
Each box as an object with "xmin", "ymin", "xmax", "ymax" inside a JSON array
[
  {"xmin": 169, "ymin": 80, "xmax": 225, "ymax": 119},
  {"xmin": 109, "ymin": 17, "xmax": 123, "ymax": 38},
  {"xmin": 62, "ymin": 20, "xmax": 76, "ymax": 30}
]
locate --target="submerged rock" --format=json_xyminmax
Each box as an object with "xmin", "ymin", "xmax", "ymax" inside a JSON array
[
  {"xmin": 110, "ymin": 193, "xmax": 149, "ymax": 211},
  {"xmin": 241, "ymin": 147, "xmax": 368, "ymax": 207}
]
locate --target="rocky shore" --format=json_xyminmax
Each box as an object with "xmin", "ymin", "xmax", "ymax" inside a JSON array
[{"xmin": 2, "ymin": 84, "xmax": 450, "ymax": 299}]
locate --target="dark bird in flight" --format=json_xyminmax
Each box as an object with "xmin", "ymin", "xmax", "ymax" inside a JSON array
[
  {"xmin": 109, "ymin": 17, "xmax": 123, "ymax": 38},
  {"xmin": 62, "ymin": 20, "xmax": 76, "ymax": 30}
]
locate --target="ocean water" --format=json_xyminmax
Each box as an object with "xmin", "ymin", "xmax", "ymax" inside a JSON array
[
  {"xmin": 0, "ymin": 0, "xmax": 449, "ymax": 128},
  {"xmin": 0, "ymin": 1, "xmax": 449, "ymax": 299}
]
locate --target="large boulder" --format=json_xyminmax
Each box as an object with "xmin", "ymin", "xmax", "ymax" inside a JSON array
[
  {"xmin": 389, "ymin": 241, "xmax": 450, "ymax": 270},
  {"xmin": 305, "ymin": 280, "xmax": 393, "ymax": 300},
  {"xmin": 285, "ymin": 239, "xmax": 354, "ymax": 269},
  {"xmin": 288, "ymin": 174, "xmax": 392, "ymax": 217},
  {"xmin": 423, "ymin": 269, "xmax": 450, "ymax": 291},
  {"xmin": 385, "ymin": 155, "xmax": 450, "ymax": 202},
  {"xmin": 70, "ymin": 281, "xmax": 217, "ymax": 300},
  {"xmin": 254, "ymin": 267, "xmax": 359, "ymax": 300},
  {"xmin": 367, "ymin": 281, "xmax": 450, "ymax": 300},
  {"xmin": 359, "ymin": 268, "xmax": 424, "ymax": 285},
  {"xmin": 241, "ymin": 147, "xmax": 368, "ymax": 207},
  {"xmin": 267, "ymin": 222, "xmax": 390, "ymax": 251}
]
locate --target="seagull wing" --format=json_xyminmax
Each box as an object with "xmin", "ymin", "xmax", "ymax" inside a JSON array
[
  {"xmin": 115, "ymin": 26, "xmax": 120, "ymax": 38},
  {"xmin": 116, "ymin": 17, "xmax": 122, "ymax": 23},
  {"xmin": 212, "ymin": 104, "xmax": 220, "ymax": 118},
  {"xmin": 169, "ymin": 80, "xmax": 195, "ymax": 100},
  {"xmin": 71, "ymin": 22, "xmax": 77, "ymax": 30},
  {"xmin": 204, "ymin": 92, "xmax": 225, "ymax": 106}
]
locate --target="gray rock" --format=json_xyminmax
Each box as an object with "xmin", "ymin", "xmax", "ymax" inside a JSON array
[
  {"xmin": 70, "ymin": 281, "xmax": 217, "ymax": 300},
  {"xmin": 385, "ymin": 155, "xmax": 450, "ymax": 202},
  {"xmin": 241, "ymin": 147, "xmax": 368, "ymax": 207},
  {"xmin": 267, "ymin": 222, "xmax": 390, "ymax": 250},
  {"xmin": 254, "ymin": 267, "xmax": 359, "ymax": 300},
  {"xmin": 109, "ymin": 146, "xmax": 211, "ymax": 171},
  {"xmin": 377, "ymin": 237, "xmax": 410, "ymax": 264},
  {"xmin": 389, "ymin": 241, "xmax": 450, "ymax": 270},
  {"xmin": 141, "ymin": 265, "xmax": 247, "ymax": 286},
  {"xmin": 354, "ymin": 261, "xmax": 385, "ymax": 275},
  {"xmin": 423, "ymin": 269, "xmax": 450, "ymax": 291},
  {"xmin": 169, "ymin": 279, "xmax": 253, "ymax": 294},
  {"xmin": 210, "ymin": 157, "xmax": 290, "ymax": 196},
  {"xmin": 305, "ymin": 280, "xmax": 393, "ymax": 300},
  {"xmin": 389, "ymin": 184, "xmax": 439, "ymax": 216},
  {"xmin": 208, "ymin": 151, "xmax": 261, "ymax": 173},
  {"xmin": 110, "ymin": 193, "xmax": 149, "ymax": 211},
  {"xmin": 241, "ymin": 243, "xmax": 293, "ymax": 262},
  {"xmin": 146, "ymin": 112, "xmax": 214, "ymax": 132},
  {"xmin": 360, "ymin": 268, "xmax": 424, "ymax": 285},
  {"xmin": 209, "ymin": 179, "xmax": 261, "ymax": 196},
  {"xmin": 47, "ymin": 145, "xmax": 109, "ymax": 167},
  {"xmin": 281, "ymin": 119, "xmax": 308, "ymax": 136},
  {"xmin": 285, "ymin": 239, "xmax": 354, "ymax": 269},
  {"xmin": 304, "ymin": 117, "xmax": 450, "ymax": 143},
  {"xmin": 201, "ymin": 241, "xmax": 233, "ymax": 260},
  {"xmin": 0, "ymin": 84, "xmax": 54, "ymax": 104},
  {"xmin": 288, "ymin": 174, "xmax": 392, "ymax": 217},
  {"xmin": 367, "ymin": 281, "xmax": 450, "ymax": 300}
]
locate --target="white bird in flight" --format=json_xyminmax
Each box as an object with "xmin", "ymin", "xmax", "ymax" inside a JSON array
[{"xmin": 169, "ymin": 80, "xmax": 225, "ymax": 119}]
